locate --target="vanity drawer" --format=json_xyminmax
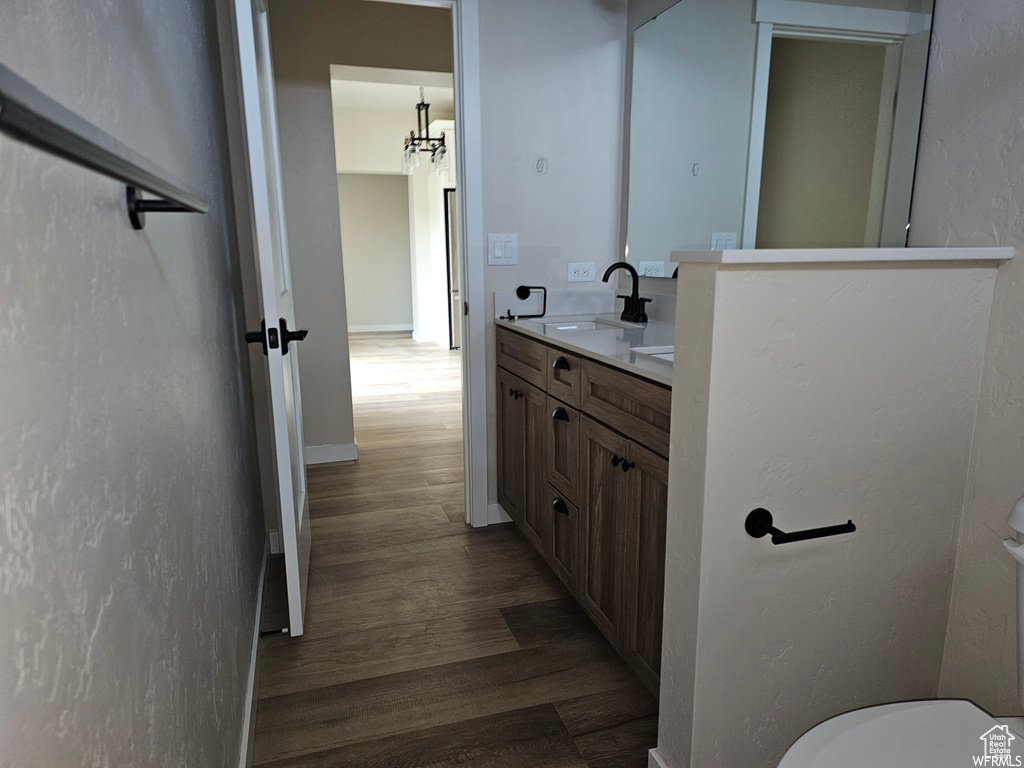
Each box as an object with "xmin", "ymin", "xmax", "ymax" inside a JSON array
[
  {"xmin": 546, "ymin": 348, "xmax": 581, "ymax": 408},
  {"xmin": 546, "ymin": 395, "xmax": 580, "ymax": 503},
  {"xmin": 496, "ymin": 326, "xmax": 547, "ymax": 389},
  {"xmin": 580, "ymin": 359, "xmax": 672, "ymax": 458}
]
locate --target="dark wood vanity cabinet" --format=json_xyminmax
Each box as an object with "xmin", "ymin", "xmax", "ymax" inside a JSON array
[
  {"xmin": 495, "ymin": 366, "xmax": 547, "ymax": 552},
  {"xmin": 496, "ymin": 325, "xmax": 670, "ymax": 695},
  {"xmin": 579, "ymin": 416, "xmax": 631, "ymax": 644},
  {"xmin": 579, "ymin": 416, "xmax": 669, "ymax": 692},
  {"xmin": 547, "ymin": 485, "xmax": 578, "ymax": 592},
  {"xmin": 621, "ymin": 440, "xmax": 669, "ymax": 693}
]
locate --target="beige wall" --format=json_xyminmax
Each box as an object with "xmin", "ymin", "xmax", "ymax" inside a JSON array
[
  {"xmin": 908, "ymin": 0, "xmax": 1024, "ymax": 716},
  {"xmin": 268, "ymin": 0, "xmax": 452, "ymax": 80},
  {"xmin": 756, "ymin": 38, "xmax": 886, "ymax": 249},
  {"xmin": 268, "ymin": 0, "xmax": 452, "ymax": 455},
  {"xmin": 0, "ymin": 0, "xmax": 265, "ymax": 765},
  {"xmin": 334, "ymin": 108, "xmax": 425, "ymax": 175},
  {"xmin": 337, "ymin": 175, "xmax": 414, "ymax": 332}
]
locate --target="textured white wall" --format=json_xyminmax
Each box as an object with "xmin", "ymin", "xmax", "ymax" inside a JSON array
[
  {"xmin": 0, "ymin": 1, "xmax": 265, "ymax": 766},
  {"xmin": 659, "ymin": 260, "xmax": 997, "ymax": 767},
  {"xmin": 480, "ymin": 0, "xmax": 628, "ymax": 502},
  {"xmin": 908, "ymin": 0, "xmax": 1024, "ymax": 716}
]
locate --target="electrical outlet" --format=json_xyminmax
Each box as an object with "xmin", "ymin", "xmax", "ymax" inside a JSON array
[
  {"xmin": 710, "ymin": 231, "xmax": 738, "ymax": 250},
  {"xmin": 638, "ymin": 261, "xmax": 666, "ymax": 277},
  {"xmin": 488, "ymin": 234, "xmax": 518, "ymax": 265},
  {"xmin": 567, "ymin": 262, "xmax": 596, "ymax": 282}
]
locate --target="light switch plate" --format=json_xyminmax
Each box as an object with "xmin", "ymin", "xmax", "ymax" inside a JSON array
[
  {"xmin": 567, "ymin": 262, "xmax": 596, "ymax": 282},
  {"xmin": 488, "ymin": 234, "xmax": 518, "ymax": 265},
  {"xmin": 711, "ymin": 232, "xmax": 737, "ymax": 250}
]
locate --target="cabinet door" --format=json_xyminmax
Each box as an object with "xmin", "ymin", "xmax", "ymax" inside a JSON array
[
  {"xmin": 547, "ymin": 484, "xmax": 578, "ymax": 592},
  {"xmin": 546, "ymin": 396, "xmax": 579, "ymax": 503},
  {"xmin": 623, "ymin": 441, "xmax": 669, "ymax": 694},
  {"xmin": 519, "ymin": 380, "xmax": 548, "ymax": 552},
  {"xmin": 579, "ymin": 415, "xmax": 631, "ymax": 648},
  {"xmin": 496, "ymin": 367, "xmax": 526, "ymax": 524}
]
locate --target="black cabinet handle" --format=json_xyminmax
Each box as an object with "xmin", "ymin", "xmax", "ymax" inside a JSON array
[
  {"xmin": 744, "ymin": 508, "xmax": 856, "ymax": 545},
  {"xmin": 552, "ymin": 497, "xmax": 569, "ymax": 516},
  {"xmin": 552, "ymin": 406, "xmax": 570, "ymax": 422},
  {"xmin": 508, "ymin": 388, "xmax": 522, "ymax": 400},
  {"xmin": 611, "ymin": 455, "xmax": 634, "ymax": 472},
  {"xmin": 552, "ymin": 356, "xmax": 571, "ymax": 371},
  {"xmin": 508, "ymin": 388, "xmax": 514, "ymax": 397}
]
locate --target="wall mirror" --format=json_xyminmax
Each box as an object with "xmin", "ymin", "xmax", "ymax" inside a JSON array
[{"xmin": 625, "ymin": 0, "xmax": 934, "ymax": 277}]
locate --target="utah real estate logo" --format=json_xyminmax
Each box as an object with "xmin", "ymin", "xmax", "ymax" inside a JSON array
[{"xmin": 977, "ymin": 725, "xmax": 1023, "ymax": 766}]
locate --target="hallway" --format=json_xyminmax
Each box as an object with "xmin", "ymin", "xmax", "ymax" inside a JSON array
[{"xmin": 251, "ymin": 333, "xmax": 657, "ymax": 767}]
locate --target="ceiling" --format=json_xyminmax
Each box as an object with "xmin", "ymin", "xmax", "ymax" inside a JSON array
[{"xmin": 330, "ymin": 80, "xmax": 455, "ymax": 118}]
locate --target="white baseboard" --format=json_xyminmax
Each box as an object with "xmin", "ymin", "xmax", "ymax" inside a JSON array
[
  {"xmin": 488, "ymin": 502, "xmax": 512, "ymax": 525},
  {"xmin": 348, "ymin": 324, "xmax": 412, "ymax": 333},
  {"xmin": 648, "ymin": 748, "xmax": 671, "ymax": 768},
  {"xmin": 304, "ymin": 443, "xmax": 359, "ymax": 464},
  {"xmin": 238, "ymin": 541, "xmax": 269, "ymax": 768}
]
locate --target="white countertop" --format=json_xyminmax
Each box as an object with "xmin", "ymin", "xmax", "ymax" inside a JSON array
[
  {"xmin": 671, "ymin": 246, "xmax": 1014, "ymax": 264},
  {"xmin": 494, "ymin": 313, "xmax": 674, "ymax": 387}
]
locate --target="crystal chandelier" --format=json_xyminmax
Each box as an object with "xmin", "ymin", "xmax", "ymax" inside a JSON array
[{"xmin": 401, "ymin": 87, "xmax": 450, "ymax": 176}]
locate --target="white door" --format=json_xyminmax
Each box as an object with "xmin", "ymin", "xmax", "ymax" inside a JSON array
[{"xmin": 232, "ymin": 0, "xmax": 311, "ymax": 636}]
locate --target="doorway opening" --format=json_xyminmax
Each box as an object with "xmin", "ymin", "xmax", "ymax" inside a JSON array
[{"xmin": 329, "ymin": 60, "xmax": 464, "ymax": 481}]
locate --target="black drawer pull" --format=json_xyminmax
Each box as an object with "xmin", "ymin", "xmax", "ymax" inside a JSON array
[
  {"xmin": 552, "ymin": 406, "xmax": 570, "ymax": 422},
  {"xmin": 552, "ymin": 497, "xmax": 569, "ymax": 516},
  {"xmin": 552, "ymin": 355, "xmax": 571, "ymax": 371},
  {"xmin": 611, "ymin": 454, "xmax": 621, "ymax": 467},
  {"xmin": 621, "ymin": 459, "xmax": 634, "ymax": 473}
]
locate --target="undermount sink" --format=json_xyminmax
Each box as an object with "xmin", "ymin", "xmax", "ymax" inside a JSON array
[
  {"xmin": 542, "ymin": 317, "xmax": 643, "ymax": 332},
  {"xmin": 632, "ymin": 345, "xmax": 674, "ymax": 362},
  {"xmin": 543, "ymin": 319, "xmax": 616, "ymax": 331}
]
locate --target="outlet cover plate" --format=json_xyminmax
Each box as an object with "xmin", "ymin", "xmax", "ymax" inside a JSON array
[
  {"xmin": 638, "ymin": 261, "xmax": 666, "ymax": 277},
  {"xmin": 568, "ymin": 262, "xmax": 596, "ymax": 282},
  {"xmin": 711, "ymin": 232, "xmax": 737, "ymax": 250}
]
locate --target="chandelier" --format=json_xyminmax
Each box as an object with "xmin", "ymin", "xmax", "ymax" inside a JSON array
[{"xmin": 401, "ymin": 87, "xmax": 450, "ymax": 176}]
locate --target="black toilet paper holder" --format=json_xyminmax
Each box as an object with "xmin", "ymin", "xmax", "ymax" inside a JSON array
[{"xmin": 745, "ymin": 508, "xmax": 856, "ymax": 545}]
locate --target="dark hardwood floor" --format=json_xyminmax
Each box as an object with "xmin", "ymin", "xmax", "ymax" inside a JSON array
[{"xmin": 252, "ymin": 333, "xmax": 657, "ymax": 767}]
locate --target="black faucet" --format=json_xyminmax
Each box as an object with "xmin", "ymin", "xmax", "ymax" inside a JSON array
[{"xmin": 602, "ymin": 262, "xmax": 651, "ymax": 324}]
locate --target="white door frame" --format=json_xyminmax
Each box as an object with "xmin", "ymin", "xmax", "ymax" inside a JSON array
[
  {"xmin": 741, "ymin": 0, "xmax": 932, "ymax": 248},
  {"xmin": 374, "ymin": 0, "xmax": 487, "ymax": 527},
  {"xmin": 225, "ymin": 0, "xmax": 490, "ymax": 529}
]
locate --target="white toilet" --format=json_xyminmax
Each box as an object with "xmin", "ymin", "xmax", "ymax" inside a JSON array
[{"xmin": 778, "ymin": 497, "xmax": 1024, "ymax": 767}]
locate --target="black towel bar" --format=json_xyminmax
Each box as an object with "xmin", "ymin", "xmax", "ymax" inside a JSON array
[{"xmin": 0, "ymin": 63, "xmax": 208, "ymax": 230}]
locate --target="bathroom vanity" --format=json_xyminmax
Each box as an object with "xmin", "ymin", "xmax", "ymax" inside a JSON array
[{"xmin": 494, "ymin": 315, "xmax": 672, "ymax": 694}]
